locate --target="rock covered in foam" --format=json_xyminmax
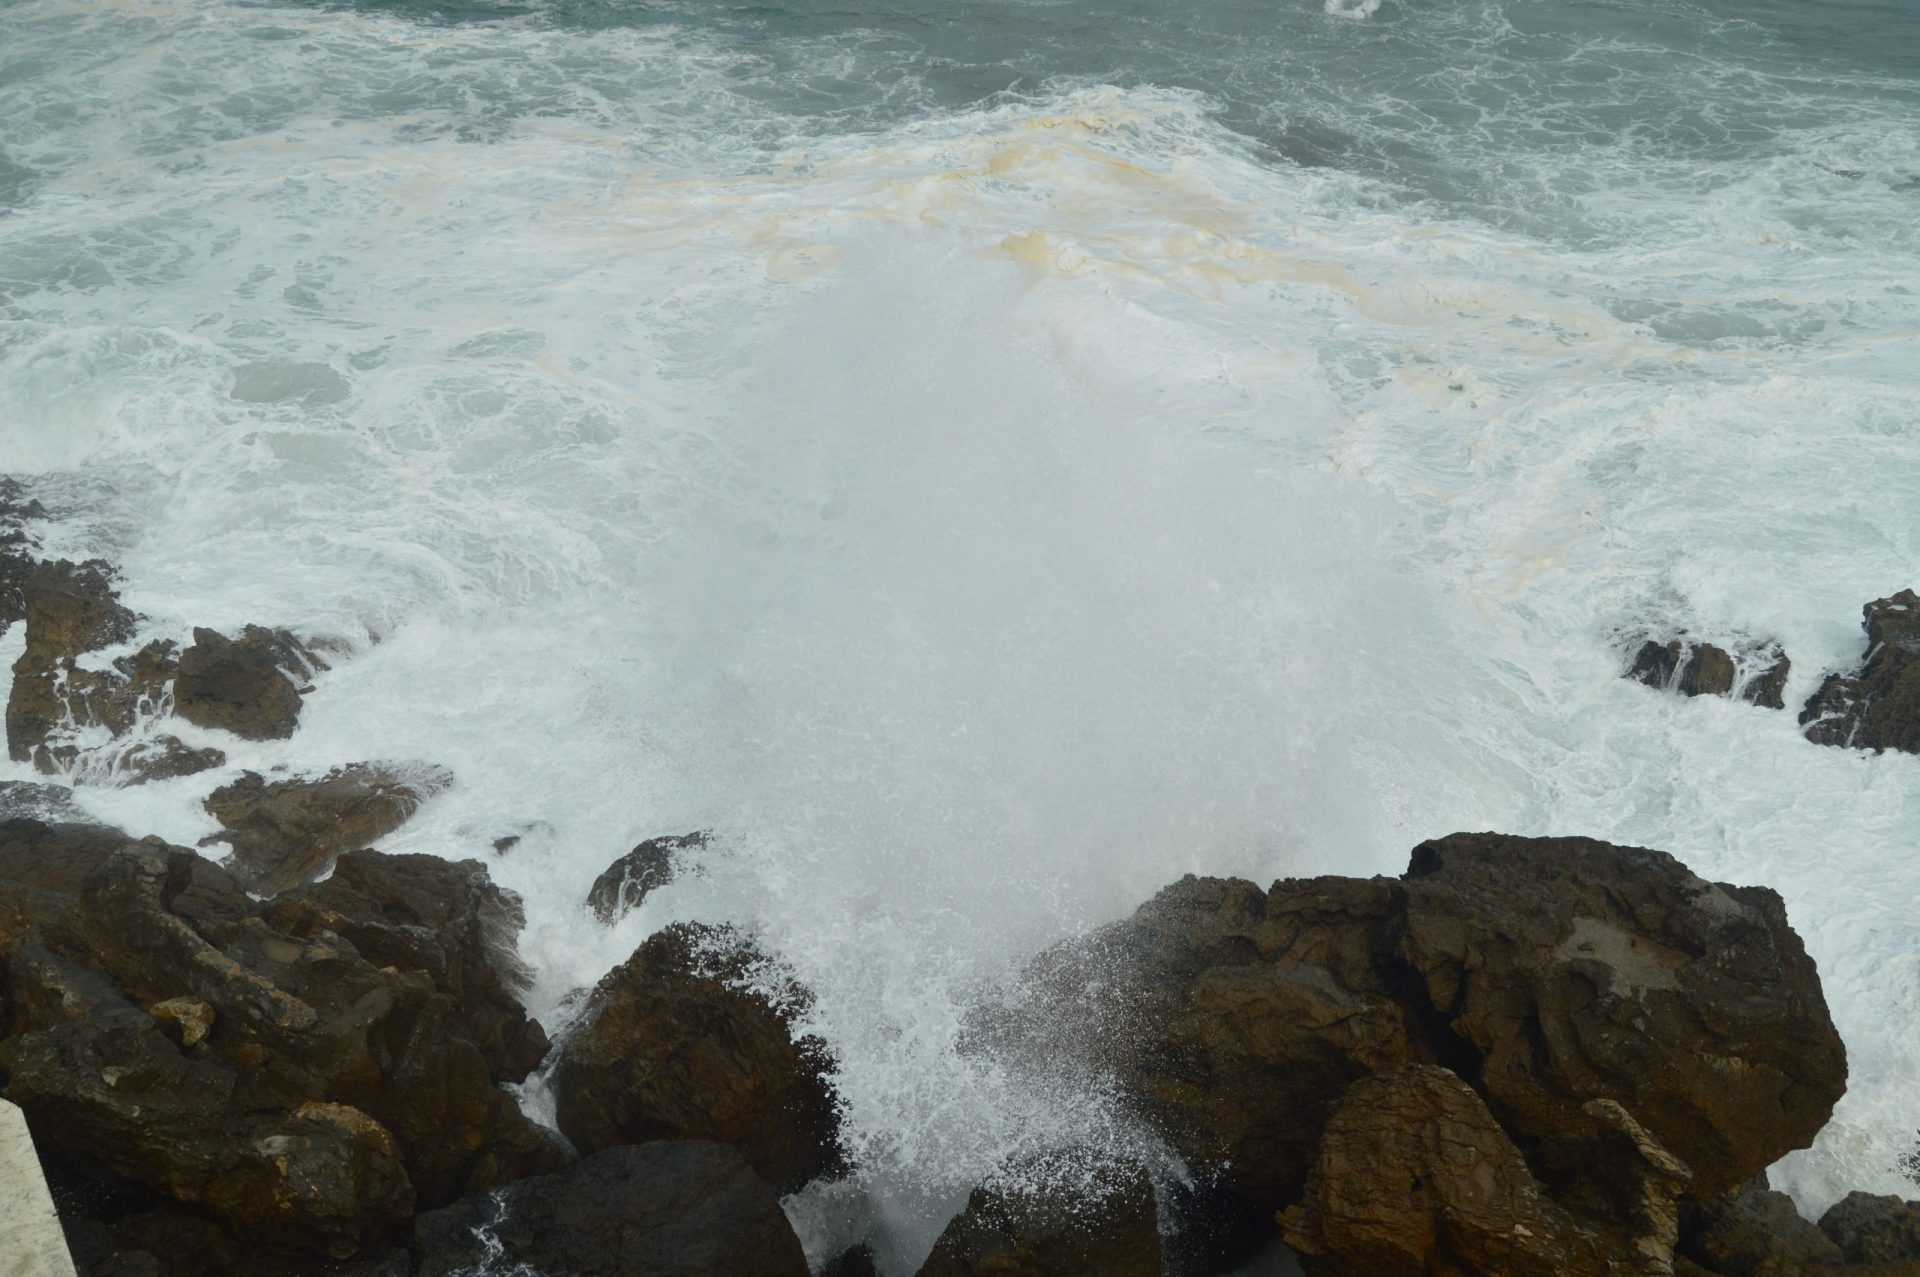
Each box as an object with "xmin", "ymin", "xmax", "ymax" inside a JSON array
[
  {"xmin": 913, "ymin": 1150, "xmax": 1160, "ymax": 1277},
  {"xmin": 1627, "ymin": 636, "xmax": 1791, "ymax": 709},
  {"xmin": 202, "ymin": 763, "xmax": 451, "ymax": 895},
  {"xmin": 550, "ymin": 922, "xmax": 842, "ymax": 1194},
  {"xmin": 412, "ymin": 1141, "xmax": 809, "ymax": 1277},
  {"xmin": 585, "ymin": 830, "xmax": 704, "ymax": 924},
  {"xmin": 1801, "ymin": 589, "xmax": 1920, "ymax": 754}
]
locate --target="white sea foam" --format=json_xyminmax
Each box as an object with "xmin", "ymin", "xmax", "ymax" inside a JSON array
[{"xmin": 2, "ymin": 0, "xmax": 1919, "ymax": 1267}]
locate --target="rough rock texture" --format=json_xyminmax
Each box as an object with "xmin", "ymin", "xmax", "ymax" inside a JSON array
[
  {"xmin": 202, "ymin": 764, "xmax": 450, "ymax": 896},
  {"xmin": 913, "ymin": 1151, "xmax": 1160, "ymax": 1277},
  {"xmin": 412, "ymin": 1141, "xmax": 810, "ymax": 1277},
  {"xmin": 0, "ymin": 821, "xmax": 561, "ymax": 1262},
  {"xmin": 1281, "ymin": 1066, "xmax": 1680, "ymax": 1276},
  {"xmin": 822, "ymin": 1245, "xmax": 882, "ymax": 1277},
  {"xmin": 173, "ymin": 626, "xmax": 324, "ymax": 741},
  {"xmin": 1802, "ymin": 591, "xmax": 1920, "ymax": 753},
  {"xmin": 1818, "ymin": 1193, "xmax": 1920, "ymax": 1266},
  {"xmin": 1400, "ymin": 833, "xmax": 1844, "ymax": 1198},
  {"xmin": 1679, "ymin": 1174, "xmax": 1846, "ymax": 1275},
  {"xmin": 109, "ymin": 734, "xmax": 227, "ymax": 784},
  {"xmin": 991, "ymin": 833, "xmax": 1845, "ymax": 1225},
  {"xmin": 6, "ymin": 560, "xmax": 142, "ymax": 770},
  {"xmin": 1629, "ymin": 638, "xmax": 1791, "ymax": 710},
  {"xmin": 586, "ymin": 831, "xmax": 704, "ymax": 924},
  {"xmin": 550, "ymin": 923, "xmax": 841, "ymax": 1193},
  {"xmin": 0, "ymin": 476, "xmax": 45, "ymax": 635},
  {"xmin": 0, "ymin": 780, "xmax": 87, "ymax": 822}
]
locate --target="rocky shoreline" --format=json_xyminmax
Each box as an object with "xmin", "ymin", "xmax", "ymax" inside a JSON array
[{"xmin": 4, "ymin": 477, "xmax": 1920, "ymax": 1275}]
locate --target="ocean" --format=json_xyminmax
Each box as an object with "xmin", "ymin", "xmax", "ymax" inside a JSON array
[{"xmin": 2, "ymin": 0, "xmax": 1918, "ymax": 1266}]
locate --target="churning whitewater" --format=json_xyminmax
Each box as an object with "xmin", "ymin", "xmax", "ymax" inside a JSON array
[{"xmin": 3, "ymin": 0, "xmax": 1919, "ymax": 1266}]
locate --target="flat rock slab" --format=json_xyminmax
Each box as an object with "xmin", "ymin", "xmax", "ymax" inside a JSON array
[{"xmin": 0, "ymin": 1098, "xmax": 78, "ymax": 1277}]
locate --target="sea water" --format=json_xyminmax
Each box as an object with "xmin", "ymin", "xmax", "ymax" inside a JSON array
[{"xmin": 2, "ymin": 0, "xmax": 1918, "ymax": 1267}]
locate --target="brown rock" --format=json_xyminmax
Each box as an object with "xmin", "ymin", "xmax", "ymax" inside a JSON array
[
  {"xmin": 1399, "ymin": 833, "xmax": 1847, "ymax": 1198},
  {"xmin": 1281, "ymin": 1066, "xmax": 1670, "ymax": 1276},
  {"xmin": 6, "ymin": 559, "xmax": 141, "ymax": 769},
  {"xmin": 0, "ymin": 476, "xmax": 46, "ymax": 635},
  {"xmin": 1629, "ymin": 638, "xmax": 1791, "ymax": 709},
  {"xmin": 173, "ymin": 626, "xmax": 325, "ymax": 741},
  {"xmin": 413, "ymin": 1141, "xmax": 809, "ymax": 1277},
  {"xmin": 914, "ymin": 1150, "xmax": 1160, "ymax": 1277},
  {"xmin": 585, "ymin": 830, "xmax": 704, "ymax": 924},
  {"xmin": 113, "ymin": 734, "xmax": 227, "ymax": 784},
  {"xmin": 550, "ymin": 923, "xmax": 842, "ymax": 1193},
  {"xmin": 203, "ymin": 763, "xmax": 450, "ymax": 895},
  {"xmin": 1819, "ymin": 1192, "xmax": 1920, "ymax": 1265},
  {"xmin": 0, "ymin": 824, "xmax": 560, "ymax": 1261},
  {"xmin": 1802, "ymin": 591, "xmax": 1920, "ymax": 753}
]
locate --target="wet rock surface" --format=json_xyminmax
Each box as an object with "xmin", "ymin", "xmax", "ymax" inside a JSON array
[
  {"xmin": 1802, "ymin": 590, "xmax": 1920, "ymax": 754},
  {"xmin": 0, "ymin": 820, "xmax": 560, "ymax": 1265},
  {"xmin": 412, "ymin": 1141, "xmax": 810, "ymax": 1277},
  {"xmin": 1627, "ymin": 637, "xmax": 1791, "ymax": 709},
  {"xmin": 202, "ymin": 764, "xmax": 451, "ymax": 896},
  {"xmin": 1818, "ymin": 1192, "xmax": 1920, "ymax": 1266},
  {"xmin": 585, "ymin": 830, "xmax": 704, "ymax": 923},
  {"xmin": 173, "ymin": 625, "xmax": 325, "ymax": 741},
  {"xmin": 550, "ymin": 922, "xmax": 843, "ymax": 1193},
  {"xmin": 1281, "ymin": 1066, "xmax": 1668, "ymax": 1277},
  {"xmin": 913, "ymin": 1150, "xmax": 1161, "ymax": 1277}
]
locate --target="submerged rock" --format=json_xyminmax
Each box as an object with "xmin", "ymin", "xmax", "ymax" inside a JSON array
[
  {"xmin": 1801, "ymin": 590, "xmax": 1920, "ymax": 753},
  {"xmin": 173, "ymin": 626, "xmax": 325, "ymax": 741},
  {"xmin": 0, "ymin": 822, "xmax": 559, "ymax": 1262},
  {"xmin": 914, "ymin": 1151, "xmax": 1160, "ymax": 1277},
  {"xmin": 550, "ymin": 923, "xmax": 842, "ymax": 1193},
  {"xmin": 1281, "ymin": 1066, "xmax": 1677, "ymax": 1276},
  {"xmin": 202, "ymin": 763, "xmax": 450, "ymax": 895},
  {"xmin": 412, "ymin": 1142, "xmax": 809, "ymax": 1277},
  {"xmin": 585, "ymin": 830, "xmax": 704, "ymax": 924},
  {"xmin": 1627, "ymin": 637, "xmax": 1791, "ymax": 709}
]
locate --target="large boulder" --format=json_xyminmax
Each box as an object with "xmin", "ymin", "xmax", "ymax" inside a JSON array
[
  {"xmin": 1678, "ymin": 1174, "xmax": 1846, "ymax": 1275},
  {"xmin": 1281, "ymin": 1066, "xmax": 1683, "ymax": 1276},
  {"xmin": 585, "ymin": 831, "xmax": 705, "ymax": 924},
  {"xmin": 1399, "ymin": 833, "xmax": 1845, "ymax": 1198},
  {"xmin": 989, "ymin": 833, "xmax": 1845, "ymax": 1222},
  {"xmin": 913, "ymin": 1151, "xmax": 1160, "ymax": 1277},
  {"xmin": 550, "ymin": 923, "xmax": 842, "ymax": 1193},
  {"xmin": 1628, "ymin": 638, "xmax": 1790, "ymax": 710},
  {"xmin": 173, "ymin": 626, "xmax": 325, "ymax": 741},
  {"xmin": 412, "ymin": 1141, "xmax": 810, "ymax": 1277},
  {"xmin": 0, "ymin": 821, "xmax": 561, "ymax": 1262},
  {"xmin": 203, "ymin": 764, "xmax": 450, "ymax": 895},
  {"xmin": 1802, "ymin": 590, "xmax": 1920, "ymax": 753}
]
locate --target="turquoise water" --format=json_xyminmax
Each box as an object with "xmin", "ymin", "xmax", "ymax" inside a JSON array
[{"xmin": 3, "ymin": 0, "xmax": 1919, "ymax": 1267}]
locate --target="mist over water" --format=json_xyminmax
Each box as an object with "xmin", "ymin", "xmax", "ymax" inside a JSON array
[{"xmin": 4, "ymin": 0, "xmax": 1920, "ymax": 1266}]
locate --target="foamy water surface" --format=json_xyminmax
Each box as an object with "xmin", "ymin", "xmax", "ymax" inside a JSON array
[{"xmin": 2, "ymin": 0, "xmax": 1919, "ymax": 1266}]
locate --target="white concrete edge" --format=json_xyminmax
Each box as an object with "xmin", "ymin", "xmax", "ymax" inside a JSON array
[{"xmin": 1, "ymin": 1098, "xmax": 78, "ymax": 1277}]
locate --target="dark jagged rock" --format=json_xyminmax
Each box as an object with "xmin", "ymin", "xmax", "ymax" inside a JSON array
[
  {"xmin": 822, "ymin": 1244, "xmax": 882, "ymax": 1277},
  {"xmin": 1679, "ymin": 1173, "xmax": 1845, "ymax": 1275},
  {"xmin": 1628, "ymin": 637, "xmax": 1791, "ymax": 709},
  {"xmin": 989, "ymin": 833, "xmax": 1845, "ymax": 1224},
  {"xmin": 173, "ymin": 626, "xmax": 325, "ymax": 741},
  {"xmin": 1399, "ymin": 833, "xmax": 1845, "ymax": 1198},
  {"xmin": 0, "ymin": 779, "xmax": 87, "ymax": 822},
  {"xmin": 0, "ymin": 476, "xmax": 45, "ymax": 634},
  {"xmin": 550, "ymin": 923, "xmax": 842, "ymax": 1193},
  {"xmin": 1802, "ymin": 590, "xmax": 1920, "ymax": 753},
  {"xmin": 113, "ymin": 734, "xmax": 227, "ymax": 784},
  {"xmin": 0, "ymin": 823, "xmax": 559, "ymax": 1262},
  {"xmin": 412, "ymin": 1141, "xmax": 809, "ymax": 1277},
  {"xmin": 914, "ymin": 1150, "xmax": 1160, "ymax": 1277},
  {"xmin": 1281, "ymin": 1066, "xmax": 1683, "ymax": 1276},
  {"xmin": 202, "ymin": 764, "xmax": 450, "ymax": 896},
  {"xmin": 586, "ymin": 830, "xmax": 704, "ymax": 924},
  {"xmin": 1819, "ymin": 1192, "xmax": 1920, "ymax": 1265}
]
